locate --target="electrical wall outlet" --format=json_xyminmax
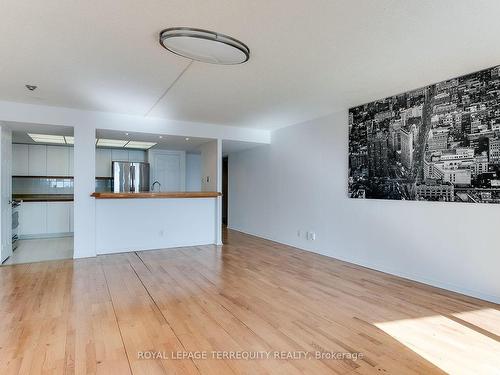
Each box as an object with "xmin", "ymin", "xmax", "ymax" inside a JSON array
[{"xmin": 306, "ymin": 231, "xmax": 316, "ymax": 241}]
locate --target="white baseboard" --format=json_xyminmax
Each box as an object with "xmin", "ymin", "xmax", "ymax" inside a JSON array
[{"xmin": 20, "ymin": 232, "xmax": 73, "ymax": 240}]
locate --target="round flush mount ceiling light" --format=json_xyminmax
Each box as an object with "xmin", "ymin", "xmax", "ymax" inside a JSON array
[{"xmin": 159, "ymin": 27, "xmax": 250, "ymax": 65}]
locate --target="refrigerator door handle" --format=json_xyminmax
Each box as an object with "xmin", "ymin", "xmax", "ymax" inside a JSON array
[{"xmin": 130, "ymin": 164, "xmax": 135, "ymax": 192}]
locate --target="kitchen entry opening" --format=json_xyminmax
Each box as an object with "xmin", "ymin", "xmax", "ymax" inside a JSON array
[{"xmin": 2, "ymin": 122, "xmax": 75, "ymax": 265}]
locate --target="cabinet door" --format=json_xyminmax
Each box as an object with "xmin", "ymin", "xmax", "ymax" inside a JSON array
[
  {"xmin": 20, "ymin": 202, "xmax": 47, "ymax": 236},
  {"xmin": 28, "ymin": 145, "xmax": 47, "ymax": 176},
  {"xmin": 111, "ymin": 149, "xmax": 129, "ymax": 162},
  {"xmin": 46, "ymin": 202, "xmax": 70, "ymax": 234},
  {"xmin": 69, "ymin": 204, "xmax": 74, "ymax": 233},
  {"xmin": 46, "ymin": 146, "xmax": 69, "ymax": 176},
  {"xmin": 68, "ymin": 147, "xmax": 74, "ymax": 176},
  {"xmin": 96, "ymin": 148, "xmax": 112, "ymax": 177},
  {"xmin": 12, "ymin": 144, "xmax": 29, "ymax": 176},
  {"xmin": 128, "ymin": 150, "xmax": 146, "ymax": 162}
]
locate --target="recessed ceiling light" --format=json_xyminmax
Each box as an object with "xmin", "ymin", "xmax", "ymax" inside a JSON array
[
  {"xmin": 96, "ymin": 139, "xmax": 128, "ymax": 148},
  {"xmin": 124, "ymin": 141, "xmax": 157, "ymax": 150},
  {"xmin": 125, "ymin": 132, "xmax": 129, "ymax": 136},
  {"xmin": 159, "ymin": 27, "xmax": 250, "ymax": 65},
  {"xmin": 185, "ymin": 137, "xmax": 190, "ymax": 141},
  {"xmin": 25, "ymin": 84, "xmax": 37, "ymax": 91},
  {"xmin": 64, "ymin": 136, "xmax": 74, "ymax": 145},
  {"xmin": 159, "ymin": 135, "xmax": 163, "ymax": 139},
  {"xmin": 28, "ymin": 133, "xmax": 65, "ymax": 144}
]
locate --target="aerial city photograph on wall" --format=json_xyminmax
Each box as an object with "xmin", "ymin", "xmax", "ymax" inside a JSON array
[{"xmin": 348, "ymin": 65, "xmax": 500, "ymax": 204}]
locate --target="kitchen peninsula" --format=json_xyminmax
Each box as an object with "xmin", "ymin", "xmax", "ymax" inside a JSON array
[{"xmin": 91, "ymin": 191, "xmax": 221, "ymax": 254}]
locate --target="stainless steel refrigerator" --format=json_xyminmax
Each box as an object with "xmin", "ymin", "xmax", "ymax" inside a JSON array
[{"xmin": 112, "ymin": 161, "xmax": 150, "ymax": 193}]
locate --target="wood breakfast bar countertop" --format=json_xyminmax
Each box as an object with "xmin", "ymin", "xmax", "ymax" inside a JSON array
[{"xmin": 91, "ymin": 191, "xmax": 222, "ymax": 199}]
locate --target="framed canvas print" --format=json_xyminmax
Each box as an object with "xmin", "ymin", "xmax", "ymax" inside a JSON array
[{"xmin": 348, "ymin": 65, "xmax": 500, "ymax": 203}]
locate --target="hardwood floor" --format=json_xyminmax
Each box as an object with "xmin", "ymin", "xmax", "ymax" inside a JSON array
[{"xmin": 0, "ymin": 229, "xmax": 498, "ymax": 374}]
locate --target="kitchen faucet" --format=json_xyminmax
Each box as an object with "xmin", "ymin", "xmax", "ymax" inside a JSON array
[{"xmin": 151, "ymin": 180, "xmax": 161, "ymax": 192}]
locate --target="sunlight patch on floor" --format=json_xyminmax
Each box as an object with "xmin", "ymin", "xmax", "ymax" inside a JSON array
[
  {"xmin": 453, "ymin": 308, "xmax": 500, "ymax": 337},
  {"xmin": 375, "ymin": 310, "xmax": 500, "ymax": 375}
]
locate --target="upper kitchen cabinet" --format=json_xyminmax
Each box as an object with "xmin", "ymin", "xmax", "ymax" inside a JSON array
[
  {"xmin": 12, "ymin": 144, "xmax": 29, "ymax": 175},
  {"xmin": 68, "ymin": 147, "xmax": 74, "ymax": 176},
  {"xmin": 28, "ymin": 145, "xmax": 47, "ymax": 176},
  {"xmin": 128, "ymin": 150, "xmax": 146, "ymax": 162},
  {"xmin": 96, "ymin": 148, "xmax": 112, "ymax": 177},
  {"xmin": 95, "ymin": 148, "xmax": 147, "ymax": 177},
  {"xmin": 13, "ymin": 144, "xmax": 74, "ymax": 177},
  {"xmin": 46, "ymin": 146, "xmax": 70, "ymax": 176},
  {"xmin": 111, "ymin": 149, "xmax": 129, "ymax": 162}
]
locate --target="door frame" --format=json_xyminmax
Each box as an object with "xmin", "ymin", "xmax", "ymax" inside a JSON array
[{"xmin": 0, "ymin": 127, "xmax": 12, "ymax": 263}]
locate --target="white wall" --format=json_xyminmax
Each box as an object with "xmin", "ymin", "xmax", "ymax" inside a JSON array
[
  {"xmin": 0, "ymin": 126, "xmax": 12, "ymax": 262},
  {"xmin": 198, "ymin": 140, "xmax": 218, "ymax": 192},
  {"xmin": 186, "ymin": 153, "xmax": 202, "ymax": 191},
  {"xmin": 73, "ymin": 125, "xmax": 96, "ymax": 258},
  {"xmin": 0, "ymin": 100, "xmax": 271, "ymax": 144},
  {"xmin": 228, "ymin": 111, "xmax": 500, "ymax": 304}
]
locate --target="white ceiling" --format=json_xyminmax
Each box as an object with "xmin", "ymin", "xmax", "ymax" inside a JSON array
[{"xmin": 1, "ymin": 1, "xmax": 500, "ymax": 130}]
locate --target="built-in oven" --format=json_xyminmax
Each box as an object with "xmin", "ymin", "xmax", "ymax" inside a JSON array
[{"xmin": 12, "ymin": 200, "xmax": 20, "ymax": 251}]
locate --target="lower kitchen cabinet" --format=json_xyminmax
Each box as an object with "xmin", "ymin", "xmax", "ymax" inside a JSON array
[
  {"xmin": 19, "ymin": 202, "xmax": 46, "ymax": 236},
  {"xmin": 19, "ymin": 201, "xmax": 73, "ymax": 238},
  {"xmin": 46, "ymin": 202, "xmax": 71, "ymax": 233}
]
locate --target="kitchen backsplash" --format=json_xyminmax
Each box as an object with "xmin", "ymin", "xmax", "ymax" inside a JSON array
[
  {"xmin": 95, "ymin": 179, "xmax": 113, "ymax": 192},
  {"xmin": 13, "ymin": 177, "xmax": 74, "ymax": 194},
  {"xmin": 13, "ymin": 177, "xmax": 114, "ymax": 194}
]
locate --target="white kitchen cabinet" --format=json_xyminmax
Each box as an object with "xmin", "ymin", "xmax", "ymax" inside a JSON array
[
  {"xmin": 19, "ymin": 202, "xmax": 47, "ymax": 236},
  {"xmin": 128, "ymin": 150, "xmax": 146, "ymax": 162},
  {"xmin": 68, "ymin": 147, "xmax": 74, "ymax": 176},
  {"xmin": 12, "ymin": 144, "xmax": 29, "ymax": 175},
  {"xmin": 46, "ymin": 146, "xmax": 69, "ymax": 176},
  {"xmin": 111, "ymin": 149, "xmax": 129, "ymax": 162},
  {"xmin": 13, "ymin": 144, "xmax": 74, "ymax": 177},
  {"xmin": 96, "ymin": 148, "xmax": 147, "ymax": 176},
  {"xmin": 69, "ymin": 204, "xmax": 74, "ymax": 232},
  {"xmin": 96, "ymin": 148, "xmax": 112, "ymax": 177},
  {"xmin": 28, "ymin": 145, "xmax": 47, "ymax": 176},
  {"xmin": 20, "ymin": 201, "xmax": 73, "ymax": 237},
  {"xmin": 46, "ymin": 202, "xmax": 71, "ymax": 233}
]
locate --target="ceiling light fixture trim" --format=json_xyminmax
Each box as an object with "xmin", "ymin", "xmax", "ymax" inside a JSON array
[{"xmin": 159, "ymin": 27, "xmax": 250, "ymax": 65}]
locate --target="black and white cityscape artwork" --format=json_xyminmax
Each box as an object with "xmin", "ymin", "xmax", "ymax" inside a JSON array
[{"xmin": 348, "ymin": 65, "xmax": 500, "ymax": 203}]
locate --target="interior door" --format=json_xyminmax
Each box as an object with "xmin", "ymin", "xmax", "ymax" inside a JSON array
[
  {"xmin": 151, "ymin": 152, "xmax": 184, "ymax": 191},
  {"xmin": 1, "ymin": 128, "xmax": 12, "ymax": 262}
]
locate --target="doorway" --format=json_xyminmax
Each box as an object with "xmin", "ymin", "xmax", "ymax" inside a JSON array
[
  {"xmin": 222, "ymin": 156, "xmax": 228, "ymax": 226},
  {"xmin": 1, "ymin": 122, "xmax": 74, "ymax": 265}
]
